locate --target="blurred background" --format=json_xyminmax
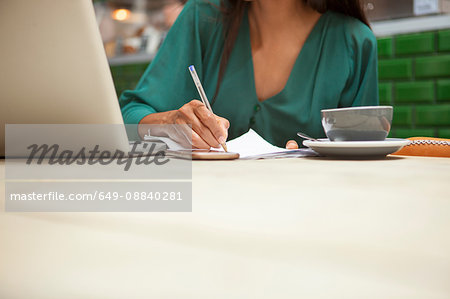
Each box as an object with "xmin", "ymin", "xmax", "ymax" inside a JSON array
[
  {"xmin": 94, "ymin": 0, "xmax": 450, "ymax": 139},
  {"xmin": 94, "ymin": 0, "xmax": 186, "ymax": 59}
]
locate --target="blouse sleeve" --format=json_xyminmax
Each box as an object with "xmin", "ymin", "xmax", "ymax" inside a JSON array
[
  {"xmin": 339, "ymin": 21, "xmax": 379, "ymax": 108},
  {"xmin": 119, "ymin": 0, "xmax": 204, "ymax": 124}
]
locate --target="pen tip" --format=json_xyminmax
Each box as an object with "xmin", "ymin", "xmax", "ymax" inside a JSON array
[{"xmin": 221, "ymin": 143, "xmax": 228, "ymax": 152}]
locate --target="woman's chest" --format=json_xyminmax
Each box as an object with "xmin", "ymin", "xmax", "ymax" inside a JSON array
[{"xmin": 251, "ymin": 42, "xmax": 304, "ymax": 102}]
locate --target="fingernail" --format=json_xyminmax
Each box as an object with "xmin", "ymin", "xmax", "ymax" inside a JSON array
[{"xmin": 218, "ymin": 136, "xmax": 226, "ymax": 144}]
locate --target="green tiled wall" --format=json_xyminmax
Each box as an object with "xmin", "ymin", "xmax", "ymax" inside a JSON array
[
  {"xmin": 378, "ymin": 59, "xmax": 413, "ymax": 79},
  {"xmin": 378, "ymin": 29, "xmax": 450, "ymax": 139},
  {"xmin": 395, "ymin": 81, "xmax": 434, "ymax": 103},
  {"xmin": 111, "ymin": 29, "xmax": 450, "ymax": 139},
  {"xmin": 395, "ymin": 32, "xmax": 435, "ymax": 55},
  {"xmin": 437, "ymin": 79, "xmax": 450, "ymax": 101}
]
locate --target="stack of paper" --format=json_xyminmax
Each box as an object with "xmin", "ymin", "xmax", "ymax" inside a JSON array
[
  {"xmin": 224, "ymin": 129, "xmax": 317, "ymax": 159},
  {"xmin": 144, "ymin": 129, "xmax": 317, "ymax": 159}
]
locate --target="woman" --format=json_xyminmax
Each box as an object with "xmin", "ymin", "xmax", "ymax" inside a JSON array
[{"xmin": 119, "ymin": 0, "xmax": 378, "ymax": 149}]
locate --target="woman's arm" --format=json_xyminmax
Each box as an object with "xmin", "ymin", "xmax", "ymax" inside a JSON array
[
  {"xmin": 119, "ymin": 0, "xmax": 228, "ymax": 148},
  {"xmin": 340, "ymin": 21, "xmax": 379, "ymax": 107}
]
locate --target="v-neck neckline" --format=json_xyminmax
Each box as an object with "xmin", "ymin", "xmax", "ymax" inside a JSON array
[{"xmin": 244, "ymin": 9, "xmax": 328, "ymax": 104}]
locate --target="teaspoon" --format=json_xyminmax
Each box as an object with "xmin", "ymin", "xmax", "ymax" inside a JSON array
[{"xmin": 297, "ymin": 132, "xmax": 321, "ymax": 142}]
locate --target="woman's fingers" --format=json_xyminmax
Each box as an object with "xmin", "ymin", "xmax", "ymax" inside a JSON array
[
  {"xmin": 178, "ymin": 100, "xmax": 229, "ymax": 148},
  {"xmin": 217, "ymin": 116, "xmax": 230, "ymax": 129},
  {"xmin": 191, "ymin": 131, "xmax": 211, "ymax": 149},
  {"xmin": 285, "ymin": 140, "xmax": 299, "ymax": 149},
  {"xmin": 193, "ymin": 103, "xmax": 228, "ymax": 145},
  {"xmin": 178, "ymin": 114, "xmax": 218, "ymax": 148},
  {"xmin": 172, "ymin": 116, "xmax": 210, "ymax": 149}
]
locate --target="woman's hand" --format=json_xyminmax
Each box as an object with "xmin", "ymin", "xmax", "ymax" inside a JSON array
[
  {"xmin": 285, "ymin": 140, "xmax": 299, "ymax": 149},
  {"xmin": 139, "ymin": 100, "xmax": 229, "ymax": 149},
  {"xmin": 174, "ymin": 100, "xmax": 229, "ymax": 148}
]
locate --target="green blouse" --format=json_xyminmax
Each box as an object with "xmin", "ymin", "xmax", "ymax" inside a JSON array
[{"xmin": 119, "ymin": 0, "xmax": 379, "ymax": 147}]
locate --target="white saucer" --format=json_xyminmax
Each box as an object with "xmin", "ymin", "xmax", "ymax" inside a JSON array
[{"xmin": 303, "ymin": 138, "xmax": 411, "ymax": 158}]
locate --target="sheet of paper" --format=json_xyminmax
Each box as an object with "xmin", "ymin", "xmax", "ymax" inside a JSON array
[
  {"xmin": 224, "ymin": 129, "xmax": 284, "ymax": 158},
  {"xmin": 223, "ymin": 129, "xmax": 317, "ymax": 159}
]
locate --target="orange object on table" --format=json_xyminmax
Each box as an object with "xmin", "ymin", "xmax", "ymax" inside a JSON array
[{"xmin": 392, "ymin": 137, "xmax": 450, "ymax": 158}]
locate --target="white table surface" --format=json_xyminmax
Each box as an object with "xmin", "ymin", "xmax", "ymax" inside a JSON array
[{"xmin": 1, "ymin": 156, "xmax": 449, "ymax": 298}]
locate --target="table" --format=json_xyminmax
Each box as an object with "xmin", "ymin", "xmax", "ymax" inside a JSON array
[{"xmin": 1, "ymin": 156, "xmax": 449, "ymax": 298}]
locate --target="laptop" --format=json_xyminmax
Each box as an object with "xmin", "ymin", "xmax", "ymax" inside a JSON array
[{"xmin": 0, "ymin": 0, "xmax": 164, "ymax": 157}]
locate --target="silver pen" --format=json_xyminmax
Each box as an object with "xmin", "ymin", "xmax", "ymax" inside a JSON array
[{"xmin": 188, "ymin": 65, "xmax": 228, "ymax": 152}]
